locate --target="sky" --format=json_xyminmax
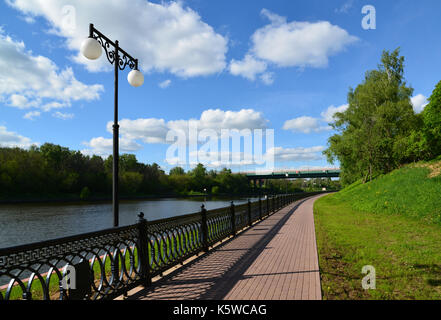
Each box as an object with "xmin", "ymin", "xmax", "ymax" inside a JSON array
[{"xmin": 0, "ymin": 0, "xmax": 440, "ymax": 173}]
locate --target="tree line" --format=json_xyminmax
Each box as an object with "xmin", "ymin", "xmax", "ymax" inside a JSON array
[
  {"xmin": 325, "ymin": 48, "xmax": 441, "ymax": 185},
  {"xmin": 0, "ymin": 144, "xmax": 337, "ymax": 200}
]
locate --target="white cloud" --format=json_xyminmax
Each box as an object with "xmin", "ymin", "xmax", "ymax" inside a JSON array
[
  {"xmin": 266, "ymin": 146, "xmax": 325, "ymax": 162},
  {"xmin": 229, "ymin": 54, "xmax": 267, "ymax": 81},
  {"xmin": 411, "ymin": 94, "xmax": 428, "ymax": 114},
  {"xmin": 112, "ymin": 118, "xmax": 169, "ymax": 144},
  {"xmin": 81, "ymin": 136, "xmax": 142, "ymax": 157},
  {"xmin": 260, "ymin": 8, "xmax": 287, "ymax": 25},
  {"xmin": 283, "ymin": 116, "xmax": 330, "ymax": 134},
  {"xmin": 0, "ymin": 29, "xmax": 103, "ymax": 114},
  {"xmin": 52, "ymin": 111, "xmax": 74, "ymax": 120},
  {"xmin": 251, "ymin": 10, "xmax": 358, "ymax": 68},
  {"xmin": 185, "ymin": 150, "xmax": 256, "ymax": 168},
  {"xmin": 283, "ymin": 104, "xmax": 348, "ymax": 134},
  {"xmin": 82, "ymin": 108, "xmax": 268, "ymax": 155},
  {"xmin": 159, "ymin": 79, "xmax": 172, "ymax": 89},
  {"xmin": 168, "ymin": 145, "xmax": 325, "ymax": 168},
  {"xmin": 9, "ymin": 94, "xmax": 30, "ymax": 109},
  {"xmin": 198, "ymin": 109, "xmax": 268, "ymax": 131},
  {"xmin": 0, "ymin": 126, "xmax": 38, "ymax": 148},
  {"xmin": 7, "ymin": 0, "xmax": 228, "ymax": 77},
  {"xmin": 23, "ymin": 111, "xmax": 41, "ymax": 120},
  {"xmin": 321, "ymin": 104, "xmax": 349, "ymax": 123},
  {"xmin": 228, "ymin": 9, "xmax": 357, "ymax": 83}
]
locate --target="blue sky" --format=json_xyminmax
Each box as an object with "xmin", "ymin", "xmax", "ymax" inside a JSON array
[{"xmin": 0, "ymin": 0, "xmax": 440, "ymax": 173}]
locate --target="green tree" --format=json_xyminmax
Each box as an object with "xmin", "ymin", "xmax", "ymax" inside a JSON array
[
  {"xmin": 189, "ymin": 163, "xmax": 208, "ymax": 192},
  {"xmin": 120, "ymin": 154, "xmax": 139, "ymax": 172},
  {"xmin": 169, "ymin": 166, "xmax": 185, "ymax": 175},
  {"xmin": 121, "ymin": 171, "xmax": 143, "ymax": 194},
  {"xmin": 422, "ymin": 80, "xmax": 441, "ymax": 158},
  {"xmin": 324, "ymin": 48, "xmax": 418, "ymax": 185}
]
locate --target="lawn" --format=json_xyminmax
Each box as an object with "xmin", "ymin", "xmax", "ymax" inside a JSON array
[{"xmin": 314, "ymin": 190, "xmax": 441, "ymax": 299}]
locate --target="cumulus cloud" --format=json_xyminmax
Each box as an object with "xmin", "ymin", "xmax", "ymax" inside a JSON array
[
  {"xmin": 266, "ymin": 146, "xmax": 325, "ymax": 162},
  {"xmin": 252, "ymin": 10, "xmax": 358, "ymax": 68},
  {"xmin": 82, "ymin": 108, "xmax": 269, "ymax": 156},
  {"xmin": 228, "ymin": 9, "xmax": 357, "ymax": 83},
  {"xmin": 411, "ymin": 94, "xmax": 428, "ymax": 114},
  {"xmin": 113, "ymin": 118, "xmax": 169, "ymax": 144},
  {"xmin": 81, "ymin": 136, "xmax": 142, "ymax": 157},
  {"xmin": 168, "ymin": 146, "xmax": 325, "ymax": 169},
  {"xmin": 0, "ymin": 126, "xmax": 38, "ymax": 148},
  {"xmin": 282, "ymin": 116, "xmax": 330, "ymax": 134},
  {"xmin": 229, "ymin": 54, "xmax": 268, "ymax": 81},
  {"xmin": 0, "ymin": 29, "xmax": 103, "ymax": 114},
  {"xmin": 283, "ymin": 104, "xmax": 348, "ymax": 134},
  {"xmin": 321, "ymin": 104, "xmax": 349, "ymax": 123},
  {"xmin": 7, "ymin": 0, "xmax": 228, "ymax": 77},
  {"xmin": 182, "ymin": 151, "xmax": 256, "ymax": 168}
]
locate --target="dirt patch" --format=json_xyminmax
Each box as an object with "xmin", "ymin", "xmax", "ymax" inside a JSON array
[{"xmin": 414, "ymin": 161, "xmax": 441, "ymax": 178}]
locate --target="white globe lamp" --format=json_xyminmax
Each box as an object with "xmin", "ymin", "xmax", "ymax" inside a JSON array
[
  {"xmin": 128, "ymin": 69, "xmax": 144, "ymax": 87},
  {"xmin": 81, "ymin": 37, "xmax": 102, "ymax": 60}
]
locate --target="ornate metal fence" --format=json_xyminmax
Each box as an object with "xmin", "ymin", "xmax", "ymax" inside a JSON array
[{"xmin": 0, "ymin": 192, "xmax": 323, "ymax": 300}]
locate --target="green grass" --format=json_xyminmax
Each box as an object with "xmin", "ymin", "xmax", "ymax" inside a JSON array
[
  {"xmin": 314, "ymin": 160, "xmax": 441, "ymax": 299},
  {"xmin": 333, "ymin": 163, "xmax": 441, "ymax": 224}
]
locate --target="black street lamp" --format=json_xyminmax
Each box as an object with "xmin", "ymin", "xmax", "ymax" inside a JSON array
[{"xmin": 81, "ymin": 24, "xmax": 144, "ymax": 227}]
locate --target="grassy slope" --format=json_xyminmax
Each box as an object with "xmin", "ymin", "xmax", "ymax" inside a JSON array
[{"xmin": 314, "ymin": 160, "xmax": 441, "ymax": 299}]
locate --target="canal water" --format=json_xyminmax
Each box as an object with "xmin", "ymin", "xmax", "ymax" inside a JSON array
[{"xmin": 0, "ymin": 196, "xmax": 256, "ymax": 249}]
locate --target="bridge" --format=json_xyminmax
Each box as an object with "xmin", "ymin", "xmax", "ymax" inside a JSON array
[{"xmin": 245, "ymin": 168, "xmax": 341, "ymax": 180}]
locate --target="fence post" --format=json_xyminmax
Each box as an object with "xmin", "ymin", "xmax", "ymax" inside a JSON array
[
  {"xmin": 137, "ymin": 212, "xmax": 151, "ymax": 287},
  {"xmin": 230, "ymin": 201, "xmax": 236, "ymax": 237},
  {"xmin": 201, "ymin": 204, "xmax": 209, "ymax": 252},
  {"xmin": 272, "ymin": 196, "xmax": 276, "ymax": 213},
  {"xmin": 247, "ymin": 199, "xmax": 252, "ymax": 227},
  {"xmin": 259, "ymin": 197, "xmax": 263, "ymax": 220},
  {"xmin": 266, "ymin": 196, "xmax": 270, "ymax": 216}
]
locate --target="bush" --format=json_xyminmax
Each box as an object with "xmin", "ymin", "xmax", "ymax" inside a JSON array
[
  {"xmin": 211, "ymin": 186, "xmax": 220, "ymax": 195},
  {"xmin": 80, "ymin": 186, "xmax": 91, "ymax": 200}
]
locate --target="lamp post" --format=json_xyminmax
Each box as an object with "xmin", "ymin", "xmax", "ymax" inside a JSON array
[{"xmin": 81, "ymin": 24, "xmax": 144, "ymax": 227}]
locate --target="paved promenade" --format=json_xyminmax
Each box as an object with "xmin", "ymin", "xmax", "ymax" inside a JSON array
[{"xmin": 127, "ymin": 195, "xmax": 323, "ymax": 300}]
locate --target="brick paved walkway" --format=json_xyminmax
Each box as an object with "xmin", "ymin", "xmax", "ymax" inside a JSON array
[{"xmin": 127, "ymin": 195, "xmax": 323, "ymax": 300}]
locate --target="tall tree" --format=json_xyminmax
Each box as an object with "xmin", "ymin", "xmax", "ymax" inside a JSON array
[
  {"xmin": 422, "ymin": 80, "xmax": 441, "ymax": 158},
  {"xmin": 324, "ymin": 48, "xmax": 417, "ymax": 184}
]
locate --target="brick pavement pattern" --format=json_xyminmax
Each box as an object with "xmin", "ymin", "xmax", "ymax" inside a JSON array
[{"xmin": 130, "ymin": 195, "xmax": 323, "ymax": 300}]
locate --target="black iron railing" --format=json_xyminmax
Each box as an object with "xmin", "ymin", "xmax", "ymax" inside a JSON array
[{"xmin": 0, "ymin": 192, "xmax": 323, "ymax": 300}]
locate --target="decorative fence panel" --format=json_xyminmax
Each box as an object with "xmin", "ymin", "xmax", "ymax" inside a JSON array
[{"xmin": 0, "ymin": 192, "xmax": 324, "ymax": 300}]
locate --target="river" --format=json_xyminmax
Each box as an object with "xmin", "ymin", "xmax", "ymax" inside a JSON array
[{"xmin": 0, "ymin": 196, "xmax": 257, "ymax": 249}]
